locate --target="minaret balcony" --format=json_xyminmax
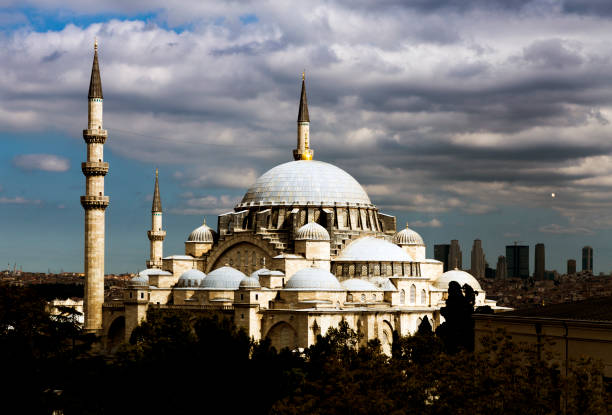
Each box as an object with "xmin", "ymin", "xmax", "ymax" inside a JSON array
[
  {"xmin": 148, "ymin": 230, "xmax": 167, "ymax": 241},
  {"xmin": 83, "ymin": 129, "xmax": 108, "ymax": 144},
  {"xmin": 81, "ymin": 162, "xmax": 109, "ymax": 176},
  {"xmin": 80, "ymin": 195, "xmax": 110, "ymax": 210}
]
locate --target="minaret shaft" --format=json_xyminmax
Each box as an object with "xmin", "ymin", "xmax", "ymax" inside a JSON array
[{"xmin": 81, "ymin": 41, "xmax": 108, "ymax": 333}]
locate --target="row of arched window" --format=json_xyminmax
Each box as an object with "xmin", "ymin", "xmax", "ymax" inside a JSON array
[{"xmin": 399, "ymin": 285, "xmax": 427, "ymax": 305}]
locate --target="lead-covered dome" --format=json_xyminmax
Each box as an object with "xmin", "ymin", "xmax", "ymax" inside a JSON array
[
  {"xmin": 337, "ymin": 237, "xmax": 413, "ymax": 262},
  {"xmin": 285, "ymin": 267, "xmax": 344, "ymax": 291},
  {"xmin": 295, "ymin": 222, "xmax": 330, "ymax": 241},
  {"xmin": 435, "ymin": 269, "xmax": 482, "ymax": 292},
  {"xmin": 187, "ymin": 220, "xmax": 215, "ymax": 243},
  {"xmin": 237, "ymin": 160, "xmax": 373, "ymax": 208},
  {"xmin": 393, "ymin": 223, "xmax": 424, "ymax": 246},
  {"xmin": 202, "ymin": 266, "xmax": 246, "ymax": 289},
  {"xmin": 177, "ymin": 269, "xmax": 206, "ymax": 288}
]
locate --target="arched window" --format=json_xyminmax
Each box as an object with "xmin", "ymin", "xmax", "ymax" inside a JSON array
[
  {"xmin": 410, "ymin": 284, "xmax": 416, "ymax": 304},
  {"xmin": 360, "ymin": 294, "xmax": 366, "ymax": 302},
  {"xmin": 421, "ymin": 289, "xmax": 427, "ymax": 305},
  {"xmin": 400, "ymin": 289, "xmax": 406, "ymax": 304}
]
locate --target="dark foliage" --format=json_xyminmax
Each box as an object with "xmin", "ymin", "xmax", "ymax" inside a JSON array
[
  {"xmin": 0, "ymin": 285, "xmax": 607, "ymax": 414},
  {"xmin": 29, "ymin": 283, "xmax": 84, "ymax": 300},
  {"xmin": 436, "ymin": 281, "xmax": 476, "ymax": 353}
]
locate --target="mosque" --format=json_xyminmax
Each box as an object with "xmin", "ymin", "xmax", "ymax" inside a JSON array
[{"xmin": 80, "ymin": 43, "xmax": 499, "ymax": 352}]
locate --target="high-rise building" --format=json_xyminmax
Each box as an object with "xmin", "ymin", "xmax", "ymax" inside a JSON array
[
  {"xmin": 567, "ymin": 259, "xmax": 576, "ymax": 275},
  {"xmin": 534, "ymin": 243, "xmax": 545, "ymax": 280},
  {"xmin": 146, "ymin": 169, "xmax": 166, "ymax": 269},
  {"xmin": 506, "ymin": 245, "xmax": 529, "ymax": 279},
  {"xmin": 582, "ymin": 246, "xmax": 593, "ymax": 273},
  {"xmin": 449, "ymin": 240, "xmax": 462, "ymax": 270},
  {"xmin": 434, "ymin": 244, "xmax": 450, "ymax": 272},
  {"xmin": 81, "ymin": 40, "xmax": 109, "ymax": 332},
  {"xmin": 496, "ymin": 256, "xmax": 507, "ymax": 279},
  {"xmin": 470, "ymin": 239, "xmax": 486, "ymax": 278}
]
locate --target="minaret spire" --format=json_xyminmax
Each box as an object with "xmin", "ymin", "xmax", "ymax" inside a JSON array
[
  {"xmin": 152, "ymin": 168, "xmax": 162, "ymax": 212},
  {"xmin": 81, "ymin": 40, "xmax": 109, "ymax": 332},
  {"xmin": 88, "ymin": 39, "xmax": 103, "ymax": 100},
  {"xmin": 293, "ymin": 71, "xmax": 313, "ymax": 161},
  {"xmin": 147, "ymin": 168, "xmax": 166, "ymax": 268}
]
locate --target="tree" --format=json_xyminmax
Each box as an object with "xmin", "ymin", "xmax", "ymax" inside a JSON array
[{"xmin": 436, "ymin": 281, "xmax": 475, "ymax": 353}]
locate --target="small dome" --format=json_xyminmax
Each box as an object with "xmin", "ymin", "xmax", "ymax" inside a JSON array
[
  {"xmin": 393, "ymin": 223, "xmax": 424, "ymax": 246},
  {"xmin": 250, "ymin": 268, "xmax": 270, "ymax": 280},
  {"xmin": 129, "ymin": 274, "xmax": 149, "ymax": 287},
  {"xmin": 131, "ymin": 268, "xmax": 172, "ymax": 286},
  {"xmin": 435, "ymin": 269, "xmax": 482, "ymax": 292},
  {"xmin": 337, "ymin": 237, "xmax": 413, "ymax": 262},
  {"xmin": 239, "ymin": 276, "xmax": 261, "ymax": 289},
  {"xmin": 187, "ymin": 219, "xmax": 215, "ymax": 243},
  {"xmin": 202, "ymin": 266, "xmax": 246, "ymax": 289},
  {"xmin": 285, "ymin": 267, "xmax": 344, "ymax": 291},
  {"xmin": 341, "ymin": 278, "xmax": 380, "ymax": 291},
  {"xmin": 177, "ymin": 269, "xmax": 206, "ymax": 288},
  {"xmin": 295, "ymin": 222, "xmax": 330, "ymax": 241}
]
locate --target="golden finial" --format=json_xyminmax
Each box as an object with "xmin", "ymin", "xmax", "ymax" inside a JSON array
[
  {"xmin": 406, "ymin": 222, "xmax": 410, "ymax": 228},
  {"xmin": 155, "ymin": 168, "xmax": 158, "ymax": 178},
  {"xmin": 94, "ymin": 37, "xmax": 98, "ymax": 52},
  {"xmin": 302, "ymin": 69, "xmax": 305, "ymax": 81},
  {"xmin": 202, "ymin": 218, "xmax": 207, "ymax": 226}
]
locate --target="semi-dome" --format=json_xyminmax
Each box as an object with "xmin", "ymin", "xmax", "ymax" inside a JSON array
[
  {"xmin": 239, "ymin": 275, "xmax": 261, "ymax": 289},
  {"xmin": 435, "ymin": 269, "xmax": 482, "ymax": 292},
  {"xmin": 285, "ymin": 267, "xmax": 344, "ymax": 291},
  {"xmin": 177, "ymin": 269, "xmax": 206, "ymax": 288},
  {"xmin": 393, "ymin": 223, "xmax": 424, "ymax": 246},
  {"xmin": 341, "ymin": 278, "xmax": 380, "ymax": 291},
  {"xmin": 337, "ymin": 237, "xmax": 413, "ymax": 262},
  {"xmin": 187, "ymin": 220, "xmax": 215, "ymax": 243},
  {"xmin": 295, "ymin": 222, "xmax": 330, "ymax": 241},
  {"xmin": 202, "ymin": 266, "xmax": 246, "ymax": 289},
  {"xmin": 368, "ymin": 277, "xmax": 397, "ymax": 291},
  {"xmin": 237, "ymin": 160, "xmax": 373, "ymax": 208}
]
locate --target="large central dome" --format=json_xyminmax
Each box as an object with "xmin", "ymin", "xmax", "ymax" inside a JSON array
[{"xmin": 237, "ymin": 160, "xmax": 373, "ymax": 208}]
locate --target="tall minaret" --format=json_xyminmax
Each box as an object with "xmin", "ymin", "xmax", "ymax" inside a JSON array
[
  {"xmin": 146, "ymin": 169, "xmax": 166, "ymax": 268},
  {"xmin": 293, "ymin": 71, "xmax": 313, "ymax": 161},
  {"xmin": 81, "ymin": 39, "xmax": 109, "ymax": 332}
]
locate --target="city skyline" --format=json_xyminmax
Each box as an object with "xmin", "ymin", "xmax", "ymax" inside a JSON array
[{"xmin": 4, "ymin": 2, "xmax": 612, "ymax": 273}]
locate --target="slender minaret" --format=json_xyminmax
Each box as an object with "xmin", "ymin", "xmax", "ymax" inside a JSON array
[
  {"xmin": 81, "ymin": 39, "xmax": 109, "ymax": 332},
  {"xmin": 293, "ymin": 71, "xmax": 313, "ymax": 161},
  {"xmin": 146, "ymin": 169, "xmax": 166, "ymax": 268}
]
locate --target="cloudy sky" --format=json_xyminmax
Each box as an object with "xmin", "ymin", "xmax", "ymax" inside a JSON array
[{"xmin": 2, "ymin": 0, "xmax": 612, "ymax": 274}]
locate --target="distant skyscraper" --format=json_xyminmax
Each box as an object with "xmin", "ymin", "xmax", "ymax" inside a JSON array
[
  {"xmin": 582, "ymin": 246, "xmax": 593, "ymax": 273},
  {"xmin": 506, "ymin": 245, "xmax": 529, "ymax": 279},
  {"xmin": 567, "ymin": 259, "xmax": 576, "ymax": 275},
  {"xmin": 534, "ymin": 243, "xmax": 545, "ymax": 280},
  {"xmin": 449, "ymin": 240, "xmax": 462, "ymax": 270},
  {"xmin": 434, "ymin": 244, "xmax": 450, "ymax": 272},
  {"xmin": 496, "ymin": 256, "xmax": 507, "ymax": 279},
  {"xmin": 470, "ymin": 239, "xmax": 486, "ymax": 278}
]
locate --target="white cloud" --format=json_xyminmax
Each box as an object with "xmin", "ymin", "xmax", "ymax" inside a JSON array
[
  {"xmin": 538, "ymin": 223, "xmax": 595, "ymax": 235},
  {"xmin": 12, "ymin": 154, "xmax": 70, "ymax": 172},
  {"xmin": 0, "ymin": 196, "xmax": 41, "ymax": 205},
  {"xmin": 410, "ymin": 218, "xmax": 442, "ymax": 228}
]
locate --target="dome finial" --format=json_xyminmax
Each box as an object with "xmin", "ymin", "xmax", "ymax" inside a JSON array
[
  {"xmin": 302, "ymin": 69, "xmax": 305, "ymax": 81},
  {"xmin": 155, "ymin": 167, "xmax": 158, "ymax": 178},
  {"xmin": 202, "ymin": 217, "xmax": 206, "ymax": 225},
  {"xmin": 94, "ymin": 37, "xmax": 98, "ymax": 52},
  {"xmin": 406, "ymin": 221, "xmax": 409, "ymax": 228}
]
